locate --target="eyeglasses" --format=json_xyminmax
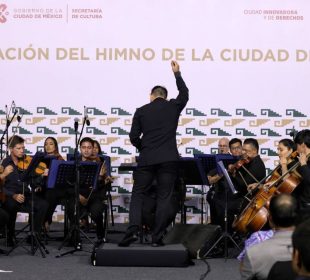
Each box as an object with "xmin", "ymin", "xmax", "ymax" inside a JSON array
[
  {"xmin": 231, "ymin": 146, "xmax": 242, "ymax": 150},
  {"xmin": 218, "ymin": 145, "xmax": 228, "ymax": 148}
]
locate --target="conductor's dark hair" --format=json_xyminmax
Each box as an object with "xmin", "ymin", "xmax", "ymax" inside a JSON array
[
  {"xmin": 292, "ymin": 219, "xmax": 310, "ymax": 272},
  {"xmin": 151, "ymin": 85, "xmax": 168, "ymax": 99},
  {"xmin": 269, "ymin": 194, "xmax": 297, "ymax": 228},
  {"xmin": 243, "ymin": 138, "xmax": 259, "ymax": 152},
  {"xmin": 294, "ymin": 129, "xmax": 310, "ymax": 149}
]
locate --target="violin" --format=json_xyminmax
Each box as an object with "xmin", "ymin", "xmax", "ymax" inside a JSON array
[
  {"xmin": 17, "ymin": 155, "xmax": 47, "ymax": 175},
  {"xmin": 229, "ymin": 157, "xmax": 251, "ymax": 173}
]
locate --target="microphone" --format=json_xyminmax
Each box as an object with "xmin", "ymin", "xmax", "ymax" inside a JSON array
[
  {"xmin": 12, "ymin": 101, "xmax": 17, "ymax": 114},
  {"xmin": 74, "ymin": 117, "xmax": 79, "ymax": 132},
  {"xmin": 289, "ymin": 126, "xmax": 298, "ymax": 139},
  {"xmin": 84, "ymin": 106, "xmax": 90, "ymax": 126},
  {"xmin": 85, "ymin": 115, "xmax": 90, "ymax": 126}
]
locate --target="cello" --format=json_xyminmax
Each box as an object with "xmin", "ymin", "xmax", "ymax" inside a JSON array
[{"xmin": 232, "ymin": 151, "xmax": 302, "ymax": 234}]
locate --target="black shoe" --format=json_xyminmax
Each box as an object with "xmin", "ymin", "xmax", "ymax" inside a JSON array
[{"xmin": 118, "ymin": 232, "xmax": 139, "ymax": 247}]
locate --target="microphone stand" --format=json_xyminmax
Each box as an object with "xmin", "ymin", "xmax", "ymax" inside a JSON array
[
  {"xmin": 57, "ymin": 117, "xmax": 93, "ymax": 257},
  {"xmin": 0, "ymin": 109, "xmax": 17, "ymax": 160}
]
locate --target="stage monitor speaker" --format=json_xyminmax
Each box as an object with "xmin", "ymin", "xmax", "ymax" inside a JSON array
[
  {"xmin": 91, "ymin": 243, "xmax": 191, "ymax": 267},
  {"xmin": 163, "ymin": 224, "xmax": 221, "ymax": 259}
]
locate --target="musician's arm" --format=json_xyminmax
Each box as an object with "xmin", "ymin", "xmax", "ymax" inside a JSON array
[{"xmin": 172, "ymin": 62, "xmax": 189, "ymax": 111}]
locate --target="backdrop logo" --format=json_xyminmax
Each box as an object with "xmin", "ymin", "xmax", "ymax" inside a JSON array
[{"xmin": 0, "ymin": 3, "xmax": 8, "ymax": 23}]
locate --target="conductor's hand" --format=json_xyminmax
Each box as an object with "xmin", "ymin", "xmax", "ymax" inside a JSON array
[
  {"xmin": 13, "ymin": 194, "xmax": 25, "ymax": 203},
  {"xmin": 171, "ymin": 60, "xmax": 180, "ymax": 73},
  {"xmin": 79, "ymin": 195, "xmax": 88, "ymax": 206}
]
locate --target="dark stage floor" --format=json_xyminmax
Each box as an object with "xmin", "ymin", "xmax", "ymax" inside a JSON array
[{"xmin": 0, "ymin": 223, "xmax": 241, "ymax": 280}]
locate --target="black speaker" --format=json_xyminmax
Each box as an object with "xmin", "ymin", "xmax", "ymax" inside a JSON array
[
  {"xmin": 92, "ymin": 243, "xmax": 191, "ymax": 267},
  {"xmin": 163, "ymin": 224, "xmax": 221, "ymax": 259}
]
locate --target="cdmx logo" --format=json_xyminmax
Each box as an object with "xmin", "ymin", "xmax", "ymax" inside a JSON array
[{"xmin": 0, "ymin": 3, "xmax": 8, "ymax": 23}]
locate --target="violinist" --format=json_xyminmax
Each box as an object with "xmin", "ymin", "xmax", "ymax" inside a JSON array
[
  {"xmin": 41, "ymin": 137, "xmax": 66, "ymax": 232},
  {"xmin": 293, "ymin": 129, "xmax": 310, "ymax": 223},
  {"xmin": 1, "ymin": 135, "xmax": 48, "ymax": 247},
  {"xmin": 207, "ymin": 138, "xmax": 241, "ymax": 226},
  {"xmin": 93, "ymin": 140, "xmax": 103, "ymax": 156}
]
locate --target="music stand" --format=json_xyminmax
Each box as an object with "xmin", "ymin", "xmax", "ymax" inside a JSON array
[
  {"xmin": 215, "ymin": 154, "xmax": 239, "ymax": 176},
  {"xmin": 47, "ymin": 160, "xmax": 101, "ymax": 257},
  {"xmin": 67, "ymin": 154, "xmax": 114, "ymax": 231},
  {"xmin": 194, "ymin": 154, "xmax": 217, "ymax": 224},
  {"xmin": 178, "ymin": 157, "xmax": 205, "ymax": 224},
  {"xmin": 7, "ymin": 152, "xmax": 49, "ymax": 258},
  {"xmin": 203, "ymin": 160, "xmax": 241, "ymax": 259}
]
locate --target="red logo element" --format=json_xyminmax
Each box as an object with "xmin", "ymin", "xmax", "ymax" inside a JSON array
[{"xmin": 0, "ymin": 4, "xmax": 8, "ymax": 23}]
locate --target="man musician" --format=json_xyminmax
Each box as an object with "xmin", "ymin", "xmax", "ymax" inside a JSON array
[
  {"xmin": 70, "ymin": 137, "xmax": 110, "ymax": 245},
  {"xmin": 207, "ymin": 138, "xmax": 243, "ymax": 229},
  {"xmin": 119, "ymin": 60, "xmax": 189, "ymax": 247},
  {"xmin": 1, "ymin": 135, "xmax": 48, "ymax": 247},
  {"xmin": 228, "ymin": 138, "xmax": 266, "ymax": 218}
]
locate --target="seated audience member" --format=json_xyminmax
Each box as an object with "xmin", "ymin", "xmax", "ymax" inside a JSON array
[
  {"xmin": 240, "ymin": 193, "xmax": 296, "ymax": 280},
  {"xmin": 292, "ymin": 219, "xmax": 310, "ymax": 279}
]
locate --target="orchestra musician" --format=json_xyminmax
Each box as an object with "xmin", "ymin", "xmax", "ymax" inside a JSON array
[
  {"xmin": 228, "ymin": 138, "xmax": 266, "ymax": 223},
  {"xmin": 1, "ymin": 135, "xmax": 48, "ymax": 247},
  {"xmin": 207, "ymin": 138, "xmax": 243, "ymax": 230},
  {"xmin": 71, "ymin": 137, "xmax": 108, "ymax": 245},
  {"xmin": 40, "ymin": 137, "xmax": 66, "ymax": 232},
  {"xmin": 119, "ymin": 60, "xmax": 189, "ymax": 247}
]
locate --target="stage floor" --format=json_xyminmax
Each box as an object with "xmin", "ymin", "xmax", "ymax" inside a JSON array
[{"xmin": 0, "ymin": 223, "xmax": 240, "ymax": 280}]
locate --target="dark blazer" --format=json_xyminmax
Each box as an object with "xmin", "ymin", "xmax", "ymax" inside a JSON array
[
  {"xmin": 267, "ymin": 261, "xmax": 297, "ymax": 280},
  {"xmin": 129, "ymin": 72, "xmax": 189, "ymax": 166}
]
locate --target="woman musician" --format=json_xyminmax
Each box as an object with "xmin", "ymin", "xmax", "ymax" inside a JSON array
[{"xmin": 39, "ymin": 137, "xmax": 66, "ymax": 232}]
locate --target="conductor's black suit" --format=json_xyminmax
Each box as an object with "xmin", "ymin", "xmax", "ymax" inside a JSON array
[{"xmin": 127, "ymin": 70, "xmax": 189, "ymax": 244}]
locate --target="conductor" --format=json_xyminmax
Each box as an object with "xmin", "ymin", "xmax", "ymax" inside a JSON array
[{"xmin": 119, "ymin": 61, "xmax": 189, "ymax": 247}]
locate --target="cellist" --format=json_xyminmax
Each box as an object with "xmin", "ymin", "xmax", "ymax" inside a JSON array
[{"xmin": 228, "ymin": 138, "xmax": 266, "ymax": 218}]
